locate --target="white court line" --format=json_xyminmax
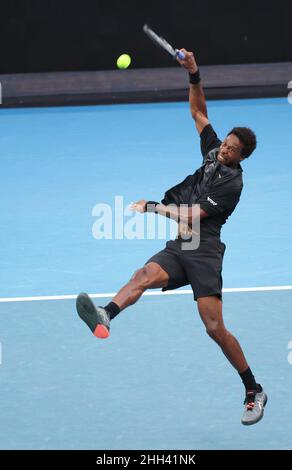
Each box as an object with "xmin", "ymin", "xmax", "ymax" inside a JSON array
[{"xmin": 0, "ymin": 285, "xmax": 292, "ymax": 303}]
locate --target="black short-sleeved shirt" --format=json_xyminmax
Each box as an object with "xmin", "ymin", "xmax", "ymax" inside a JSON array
[
  {"xmin": 161, "ymin": 124, "xmax": 243, "ymax": 239},
  {"xmin": 195, "ymin": 124, "xmax": 243, "ymax": 238}
]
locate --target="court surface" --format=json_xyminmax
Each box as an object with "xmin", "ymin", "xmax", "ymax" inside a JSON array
[{"xmin": 0, "ymin": 98, "xmax": 292, "ymax": 449}]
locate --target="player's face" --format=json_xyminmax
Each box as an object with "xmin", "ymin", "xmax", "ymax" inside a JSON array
[{"xmin": 217, "ymin": 134, "xmax": 244, "ymax": 167}]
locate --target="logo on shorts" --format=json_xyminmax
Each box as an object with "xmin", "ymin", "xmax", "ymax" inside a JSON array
[{"xmin": 207, "ymin": 196, "xmax": 218, "ymax": 206}]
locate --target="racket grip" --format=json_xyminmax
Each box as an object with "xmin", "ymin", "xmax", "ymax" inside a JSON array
[{"xmin": 175, "ymin": 49, "xmax": 185, "ymax": 60}]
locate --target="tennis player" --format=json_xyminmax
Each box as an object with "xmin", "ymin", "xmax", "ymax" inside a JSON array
[{"xmin": 76, "ymin": 49, "xmax": 267, "ymax": 426}]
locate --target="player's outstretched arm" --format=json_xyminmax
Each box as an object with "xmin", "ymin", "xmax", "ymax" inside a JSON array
[
  {"xmin": 177, "ymin": 49, "xmax": 210, "ymax": 134},
  {"xmin": 129, "ymin": 200, "xmax": 208, "ymax": 224}
]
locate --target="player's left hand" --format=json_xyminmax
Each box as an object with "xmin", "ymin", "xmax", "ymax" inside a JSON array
[{"xmin": 129, "ymin": 200, "xmax": 147, "ymax": 213}]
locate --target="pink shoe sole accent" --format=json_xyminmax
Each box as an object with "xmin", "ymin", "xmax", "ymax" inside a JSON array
[{"xmin": 94, "ymin": 324, "xmax": 110, "ymax": 339}]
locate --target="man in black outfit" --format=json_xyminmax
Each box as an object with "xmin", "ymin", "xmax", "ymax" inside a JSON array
[{"xmin": 76, "ymin": 49, "xmax": 267, "ymax": 426}]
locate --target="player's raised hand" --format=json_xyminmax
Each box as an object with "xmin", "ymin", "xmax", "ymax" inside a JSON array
[{"xmin": 177, "ymin": 48, "xmax": 198, "ymax": 74}]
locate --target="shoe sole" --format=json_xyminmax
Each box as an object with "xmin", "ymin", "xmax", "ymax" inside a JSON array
[
  {"xmin": 76, "ymin": 293, "xmax": 110, "ymax": 339},
  {"xmin": 241, "ymin": 393, "xmax": 268, "ymax": 426}
]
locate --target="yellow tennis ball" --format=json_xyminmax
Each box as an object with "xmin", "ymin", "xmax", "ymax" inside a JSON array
[{"xmin": 116, "ymin": 54, "xmax": 131, "ymax": 69}]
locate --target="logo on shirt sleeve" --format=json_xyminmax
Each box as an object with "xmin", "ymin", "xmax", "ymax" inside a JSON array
[{"xmin": 207, "ymin": 196, "xmax": 218, "ymax": 206}]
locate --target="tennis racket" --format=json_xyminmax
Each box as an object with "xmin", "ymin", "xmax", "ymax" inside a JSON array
[{"xmin": 143, "ymin": 24, "xmax": 185, "ymax": 60}]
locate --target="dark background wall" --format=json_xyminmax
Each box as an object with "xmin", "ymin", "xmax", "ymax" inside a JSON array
[{"xmin": 1, "ymin": 0, "xmax": 291, "ymax": 74}]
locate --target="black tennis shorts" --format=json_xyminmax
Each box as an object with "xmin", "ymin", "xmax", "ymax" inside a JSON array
[{"xmin": 145, "ymin": 238, "xmax": 226, "ymax": 301}]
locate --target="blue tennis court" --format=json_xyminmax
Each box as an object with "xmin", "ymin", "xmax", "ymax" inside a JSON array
[{"xmin": 0, "ymin": 97, "xmax": 292, "ymax": 449}]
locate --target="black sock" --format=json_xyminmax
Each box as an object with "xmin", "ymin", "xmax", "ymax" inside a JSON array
[
  {"xmin": 104, "ymin": 301, "xmax": 121, "ymax": 320},
  {"xmin": 239, "ymin": 367, "xmax": 260, "ymax": 391}
]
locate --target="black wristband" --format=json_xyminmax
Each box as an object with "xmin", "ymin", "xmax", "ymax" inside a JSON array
[
  {"xmin": 145, "ymin": 201, "xmax": 159, "ymax": 213},
  {"xmin": 189, "ymin": 69, "xmax": 201, "ymax": 85}
]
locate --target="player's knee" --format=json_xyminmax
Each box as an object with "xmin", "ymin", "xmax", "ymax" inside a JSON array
[
  {"xmin": 131, "ymin": 266, "xmax": 153, "ymax": 289},
  {"xmin": 206, "ymin": 321, "xmax": 225, "ymax": 343}
]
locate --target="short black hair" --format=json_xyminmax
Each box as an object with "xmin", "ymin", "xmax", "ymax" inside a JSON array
[{"xmin": 228, "ymin": 127, "xmax": 257, "ymax": 158}]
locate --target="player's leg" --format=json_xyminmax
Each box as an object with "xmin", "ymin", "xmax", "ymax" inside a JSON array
[
  {"xmin": 111, "ymin": 261, "xmax": 169, "ymax": 310},
  {"xmin": 77, "ymin": 240, "xmax": 187, "ymax": 339},
  {"xmin": 197, "ymin": 295, "xmax": 248, "ymax": 371},
  {"xmin": 76, "ymin": 262, "xmax": 169, "ymax": 339},
  {"xmin": 197, "ymin": 295, "xmax": 267, "ymax": 425}
]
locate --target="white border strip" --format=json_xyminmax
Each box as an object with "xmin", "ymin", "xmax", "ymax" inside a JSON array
[{"xmin": 0, "ymin": 285, "xmax": 292, "ymax": 303}]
